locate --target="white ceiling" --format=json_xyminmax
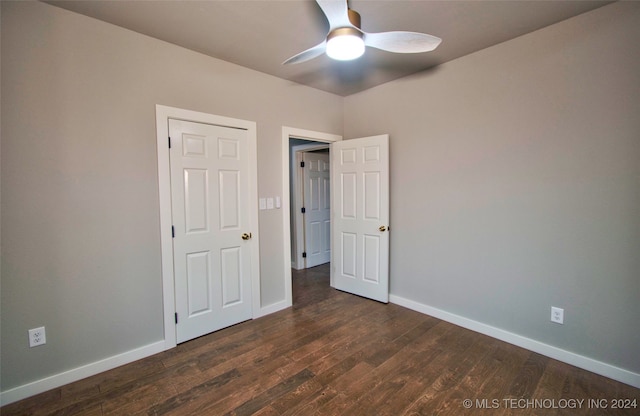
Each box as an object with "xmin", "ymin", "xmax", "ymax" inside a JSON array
[{"xmin": 46, "ymin": 0, "xmax": 612, "ymax": 96}]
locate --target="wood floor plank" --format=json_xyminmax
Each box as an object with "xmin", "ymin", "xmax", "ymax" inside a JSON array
[
  {"xmin": 369, "ymin": 328, "xmax": 486, "ymax": 415},
  {"xmin": 471, "ymin": 343, "xmax": 533, "ymax": 402},
  {"xmin": 162, "ymin": 355, "xmax": 293, "ymax": 415},
  {"xmin": 267, "ymin": 329, "xmax": 393, "ymax": 415},
  {"xmin": 374, "ymin": 338, "xmax": 500, "ymax": 416},
  {"xmin": 433, "ymin": 339, "xmax": 503, "ymax": 416},
  {"xmin": 533, "ymin": 359, "xmax": 581, "ymax": 416},
  {"xmin": 507, "ymin": 352, "xmax": 550, "ymax": 399},
  {"xmin": 101, "ymin": 381, "xmax": 176, "ymax": 415},
  {"xmin": 224, "ymin": 369, "xmax": 315, "ymax": 416},
  {"xmin": 147, "ymin": 368, "xmax": 242, "ymax": 415},
  {"xmin": 167, "ymin": 312, "xmax": 328, "ymax": 394},
  {"xmin": 285, "ymin": 302, "xmax": 390, "ymax": 363},
  {"xmin": 49, "ymin": 403, "xmax": 103, "ymax": 416},
  {"xmin": 292, "ymin": 386, "xmax": 340, "ymax": 416},
  {"xmin": 407, "ymin": 337, "xmax": 499, "ymax": 415},
  {"xmin": 266, "ymin": 377, "xmax": 325, "ymax": 415},
  {"xmin": 248, "ymin": 404, "xmax": 280, "ymax": 416},
  {"xmin": 95, "ymin": 356, "xmax": 167, "ymax": 395},
  {"xmin": 318, "ymin": 322, "xmax": 458, "ymax": 414},
  {"xmin": 59, "ymin": 377, "xmax": 101, "ymax": 405},
  {"xmin": 200, "ymin": 306, "xmax": 359, "ymax": 386},
  {"xmin": 1, "ymin": 388, "xmax": 62, "ymax": 416}
]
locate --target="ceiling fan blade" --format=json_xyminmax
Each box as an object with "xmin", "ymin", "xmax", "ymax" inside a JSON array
[
  {"xmin": 316, "ymin": 0, "xmax": 353, "ymax": 31},
  {"xmin": 364, "ymin": 31, "xmax": 442, "ymax": 53},
  {"xmin": 283, "ymin": 41, "xmax": 327, "ymax": 65}
]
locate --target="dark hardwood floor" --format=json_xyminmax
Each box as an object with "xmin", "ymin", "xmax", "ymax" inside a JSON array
[{"xmin": 3, "ymin": 264, "xmax": 638, "ymax": 415}]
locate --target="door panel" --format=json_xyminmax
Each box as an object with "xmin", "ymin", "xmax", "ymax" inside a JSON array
[
  {"xmin": 219, "ymin": 170, "xmax": 240, "ymax": 228},
  {"xmin": 170, "ymin": 119, "xmax": 253, "ymax": 343},
  {"xmin": 341, "ymin": 172, "xmax": 357, "ymax": 219},
  {"xmin": 303, "ymin": 151, "xmax": 331, "ymax": 268},
  {"xmin": 363, "ymin": 235, "xmax": 380, "ymax": 283},
  {"xmin": 186, "ymin": 251, "xmax": 211, "ymax": 315},
  {"xmin": 220, "ymin": 247, "xmax": 242, "ymax": 306},
  {"xmin": 364, "ymin": 172, "xmax": 380, "ymax": 220},
  {"xmin": 184, "ymin": 168, "xmax": 208, "ymax": 233},
  {"xmin": 341, "ymin": 232, "xmax": 357, "ymax": 278},
  {"xmin": 331, "ymin": 135, "xmax": 390, "ymax": 303}
]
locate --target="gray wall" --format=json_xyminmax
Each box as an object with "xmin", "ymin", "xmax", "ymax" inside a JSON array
[
  {"xmin": 0, "ymin": 1, "xmax": 342, "ymax": 390},
  {"xmin": 345, "ymin": 1, "xmax": 640, "ymax": 374}
]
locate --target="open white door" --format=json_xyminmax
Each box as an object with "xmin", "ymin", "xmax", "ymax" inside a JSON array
[
  {"xmin": 169, "ymin": 119, "xmax": 254, "ymax": 343},
  {"xmin": 302, "ymin": 151, "xmax": 331, "ymax": 268},
  {"xmin": 331, "ymin": 135, "xmax": 389, "ymax": 303}
]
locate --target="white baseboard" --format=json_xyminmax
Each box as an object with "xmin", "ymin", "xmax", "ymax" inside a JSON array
[
  {"xmin": 389, "ymin": 294, "xmax": 640, "ymax": 389},
  {"xmin": 0, "ymin": 340, "xmax": 167, "ymax": 406},
  {"xmin": 254, "ymin": 299, "xmax": 291, "ymax": 319}
]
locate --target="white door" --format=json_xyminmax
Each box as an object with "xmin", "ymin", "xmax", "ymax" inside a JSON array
[
  {"xmin": 331, "ymin": 135, "xmax": 390, "ymax": 303},
  {"xmin": 169, "ymin": 119, "xmax": 254, "ymax": 343},
  {"xmin": 303, "ymin": 151, "xmax": 331, "ymax": 268}
]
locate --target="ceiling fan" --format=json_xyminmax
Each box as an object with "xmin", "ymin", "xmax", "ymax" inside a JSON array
[{"xmin": 283, "ymin": 0, "xmax": 442, "ymax": 64}]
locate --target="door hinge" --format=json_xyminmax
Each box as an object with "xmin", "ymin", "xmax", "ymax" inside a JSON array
[
  {"xmin": 172, "ymin": 226, "xmax": 175, "ymax": 238},
  {"xmin": 301, "ymin": 207, "xmax": 306, "ymax": 214},
  {"xmin": 300, "ymin": 161, "xmax": 305, "ymax": 168},
  {"xmin": 168, "ymin": 136, "xmax": 171, "ymax": 148},
  {"xmin": 175, "ymin": 313, "xmax": 178, "ymax": 324},
  {"xmin": 302, "ymin": 252, "xmax": 307, "ymax": 258}
]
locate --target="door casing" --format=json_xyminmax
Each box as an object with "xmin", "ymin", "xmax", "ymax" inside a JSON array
[
  {"xmin": 156, "ymin": 105, "xmax": 260, "ymax": 350},
  {"xmin": 281, "ymin": 127, "xmax": 342, "ymax": 309}
]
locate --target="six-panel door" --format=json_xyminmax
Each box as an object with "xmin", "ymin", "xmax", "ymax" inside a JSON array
[
  {"xmin": 331, "ymin": 135, "xmax": 390, "ymax": 303},
  {"xmin": 303, "ymin": 151, "xmax": 331, "ymax": 268},
  {"xmin": 169, "ymin": 119, "xmax": 253, "ymax": 343}
]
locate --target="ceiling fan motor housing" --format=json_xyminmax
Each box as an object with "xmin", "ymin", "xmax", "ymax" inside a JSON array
[{"xmin": 347, "ymin": 8, "xmax": 361, "ymax": 29}]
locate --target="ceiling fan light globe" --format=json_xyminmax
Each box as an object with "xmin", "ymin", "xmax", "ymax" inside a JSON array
[{"xmin": 326, "ymin": 34, "xmax": 365, "ymax": 61}]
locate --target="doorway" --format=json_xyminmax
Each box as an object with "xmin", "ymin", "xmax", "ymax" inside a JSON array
[
  {"xmin": 300, "ymin": 149, "xmax": 331, "ymax": 268},
  {"xmin": 290, "ymin": 142, "xmax": 331, "ymax": 270},
  {"xmin": 281, "ymin": 127, "xmax": 342, "ymax": 308},
  {"xmin": 282, "ymin": 128, "xmax": 391, "ymax": 308}
]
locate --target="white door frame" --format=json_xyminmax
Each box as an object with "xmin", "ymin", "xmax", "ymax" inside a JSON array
[
  {"xmin": 156, "ymin": 105, "xmax": 260, "ymax": 350},
  {"xmin": 281, "ymin": 127, "xmax": 341, "ymax": 308}
]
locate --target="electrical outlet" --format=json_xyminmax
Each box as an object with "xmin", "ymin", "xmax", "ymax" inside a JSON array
[
  {"xmin": 551, "ymin": 307, "xmax": 564, "ymax": 324},
  {"xmin": 29, "ymin": 326, "xmax": 46, "ymax": 347}
]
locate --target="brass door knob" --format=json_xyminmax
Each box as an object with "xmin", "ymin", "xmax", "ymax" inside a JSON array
[
  {"xmin": 379, "ymin": 226, "xmax": 387, "ymax": 232},
  {"xmin": 241, "ymin": 232, "xmax": 252, "ymax": 240}
]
